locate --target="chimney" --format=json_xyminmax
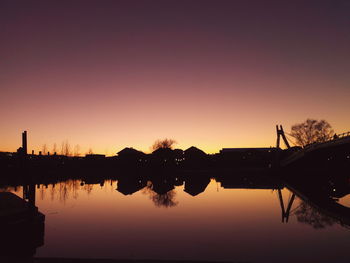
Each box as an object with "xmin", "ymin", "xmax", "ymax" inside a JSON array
[{"xmin": 22, "ymin": 131, "xmax": 27, "ymax": 155}]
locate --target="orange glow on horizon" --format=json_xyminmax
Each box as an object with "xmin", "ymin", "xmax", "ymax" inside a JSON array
[{"xmin": 1, "ymin": 1, "xmax": 349, "ymax": 156}]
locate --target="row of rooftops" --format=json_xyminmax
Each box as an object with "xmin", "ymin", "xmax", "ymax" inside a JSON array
[
  {"xmin": 1, "ymin": 146, "xmax": 278, "ymax": 159},
  {"xmin": 117, "ymin": 146, "xmax": 277, "ymax": 156},
  {"xmin": 117, "ymin": 146, "xmax": 206, "ymax": 157}
]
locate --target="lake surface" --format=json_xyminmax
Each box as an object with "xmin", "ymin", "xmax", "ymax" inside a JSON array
[{"xmin": 2, "ymin": 177, "xmax": 350, "ymax": 263}]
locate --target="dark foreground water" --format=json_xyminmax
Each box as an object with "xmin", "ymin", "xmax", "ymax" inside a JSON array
[{"xmin": 2, "ymin": 177, "xmax": 350, "ymax": 263}]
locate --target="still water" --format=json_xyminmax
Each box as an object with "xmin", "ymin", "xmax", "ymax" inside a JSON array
[{"xmin": 3, "ymin": 178, "xmax": 350, "ymax": 262}]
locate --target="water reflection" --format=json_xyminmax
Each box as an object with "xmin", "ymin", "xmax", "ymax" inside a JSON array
[
  {"xmin": 283, "ymin": 174, "xmax": 350, "ymax": 229},
  {"xmin": 2, "ymin": 173, "xmax": 349, "ymax": 226},
  {"xmin": 0, "ymin": 172, "xmax": 349, "ymax": 261},
  {"xmin": 143, "ymin": 184, "xmax": 178, "ymax": 208},
  {"xmin": 295, "ymin": 201, "xmax": 336, "ymax": 229}
]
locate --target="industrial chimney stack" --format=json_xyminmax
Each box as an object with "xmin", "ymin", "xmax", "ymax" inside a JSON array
[{"xmin": 22, "ymin": 131, "xmax": 27, "ymax": 155}]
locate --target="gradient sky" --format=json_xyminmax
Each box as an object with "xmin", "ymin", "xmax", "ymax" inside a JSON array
[{"xmin": 1, "ymin": 0, "xmax": 349, "ymax": 155}]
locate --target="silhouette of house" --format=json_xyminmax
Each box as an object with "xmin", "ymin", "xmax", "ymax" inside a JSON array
[
  {"xmin": 183, "ymin": 147, "xmax": 207, "ymax": 168},
  {"xmin": 173, "ymin": 149, "xmax": 184, "ymax": 157},
  {"xmin": 118, "ymin": 147, "xmax": 145, "ymax": 156},
  {"xmin": 117, "ymin": 147, "xmax": 146, "ymax": 163},
  {"xmin": 152, "ymin": 147, "xmax": 173, "ymax": 156},
  {"xmin": 219, "ymin": 147, "xmax": 276, "ymax": 168},
  {"xmin": 151, "ymin": 148, "xmax": 175, "ymax": 164},
  {"xmin": 184, "ymin": 146, "xmax": 206, "ymax": 159},
  {"xmin": 220, "ymin": 148, "xmax": 274, "ymax": 154}
]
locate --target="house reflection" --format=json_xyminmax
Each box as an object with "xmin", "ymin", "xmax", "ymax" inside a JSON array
[
  {"xmin": 184, "ymin": 176, "xmax": 211, "ymax": 196},
  {"xmin": 117, "ymin": 178, "xmax": 147, "ymax": 195}
]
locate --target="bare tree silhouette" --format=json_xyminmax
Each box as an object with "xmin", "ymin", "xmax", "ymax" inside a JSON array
[
  {"xmin": 152, "ymin": 138, "xmax": 177, "ymax": 151},
  {"xmin": 60, "ymin": 140, "xmax": 72, "ymax": 156},
  {"xmin": 42, "ymin": 144, "xmax": 48, "ymax": 155},
  {"xmin": 74, "ymin": 144, "xmax": 81, "ymax": 157},
  {"xmin": 150, "ymin": 190, "xmax": 178, "ymax": 208},
  {"xmin": 290, "ymin": 119, "xmax": 334, "ymax": 147}
]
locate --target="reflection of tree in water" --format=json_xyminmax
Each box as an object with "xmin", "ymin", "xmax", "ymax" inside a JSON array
[
  {"xmin": 0, "ymin": 179, "xmax": 117, "ymax": 203},
  {"xmin": 50, "ymin": 184, "xmax": 56, "ymax": 201},
  {"xmin": 143, "ymin": 182, "xmax": 178, "ymax": 208},
  {"xmin": 0, "ymin": 186, "xmax": 19, "ymax": 192},
  {"xmin": 40, "ymin": 185, "xmax": 46, "ymax": 200},
  {"xmin": 150, "ymin": 190, "xmax": 178, "ymax": 208},
  {"xmin": 49, "ymin": 180, "xmax": 92, "ymax": 203},
  {"xmin": 295, "ymin": 201, "xmax": 336, "ymax": 229},
  {"xmin": 83, "ymin": 184, "xmax": 93, "ymax": 195}
]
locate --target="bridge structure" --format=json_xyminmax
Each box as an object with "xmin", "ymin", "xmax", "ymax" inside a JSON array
[{"xmin": 278, "ymin": 130, "xmax": 350, "ymax": 168}]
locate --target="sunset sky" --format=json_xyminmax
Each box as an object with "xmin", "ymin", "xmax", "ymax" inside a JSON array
[{"xmin": 1, "ymin": 0, "xmax": 349, "ymax": 155}]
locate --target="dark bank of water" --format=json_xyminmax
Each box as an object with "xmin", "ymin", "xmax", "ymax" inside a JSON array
[{"xmin": 0, "ymin": 174, "xmax": 349, "ymax": 263}]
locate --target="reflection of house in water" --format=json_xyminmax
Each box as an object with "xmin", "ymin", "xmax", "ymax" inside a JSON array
[
  {"xmin": 117, "ymin": 178, "xmax": 147, "ymax": 195},
  {"xmin": 184, "ymin": 177, "xmax": 210, "ymax": 196},
  {"xmin": 0, "ymin": 185, "xmax": 45, "ymax": 258},
  {"xmin": 218, "ymin": 174, "xmax": 283, "ymax": 190},
  {"xmin": 150, "ymin": 178, "xmax": 175, "ymax": 195},
  {"xmin": 83, "ymin": 178, "xmax": 105, "ymax": 186},
  {"xmin": 174, "ymin": 176, "xmax": 184, "ymax": 186}
]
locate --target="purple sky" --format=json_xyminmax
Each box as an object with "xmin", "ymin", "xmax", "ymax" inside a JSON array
[{"xmin": 1, "ymin": 0, "xmax": 349, "ymax": 154}]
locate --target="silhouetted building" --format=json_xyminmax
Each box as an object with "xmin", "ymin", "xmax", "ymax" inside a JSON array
[
  {"xmin": 151, "ymin": 148, "xmax": 175, "ymax": 165},
  {"xmin": 118, "ymin": 147, "xmax": 143, "ymax": 156},
  {"xmin": 118, "ymin": 148, "xmax": 145, "ymax": 158},
  {"xmin": 116, "ymin": 148, "xmax": 146, "ymax": 166},
  {"xmin": 22, "ymin": 130, "xmax": 27, "ymax": 155},
  {"xmin": 220, "ymin": 148, "xmax": 274, "ymax": 154},
  {"xmin": 184, "ymin": 146, "xmax": 206, "ymax": 161},
  {"xmin": 183, "ymin": 146, "xmax": 207, "ymax": 168},
  {"xmin": 220, "ymin": 147, "xmax": 277, "ymax": 168},
  {"xmin": 185, "ymin": 146, "xmax": 206, "ymax": 157},
  {"xmin": 85, "ymin": 154, "xmax": 106, "ymax": 159},
  {"xmin": 173, "ymin": 149, "xmax": 184, "ymax": 163}
]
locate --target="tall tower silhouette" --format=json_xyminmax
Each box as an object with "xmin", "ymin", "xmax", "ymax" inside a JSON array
[{"xmin": 22, "ymin": 131, "xmax": 27, "ymax": 155}]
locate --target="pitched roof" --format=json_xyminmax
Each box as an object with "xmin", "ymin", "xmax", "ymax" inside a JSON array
[
  {"xmin": 184, "ymin": 146, "xmax": 206, "ymax": 155},
  {"xmin": 117, "ymin": 147, "xmax": 145, "ymax": 156},
  {"xmin": 152, "ymin": 147, "xmax": 173, "ymax": 155}
]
